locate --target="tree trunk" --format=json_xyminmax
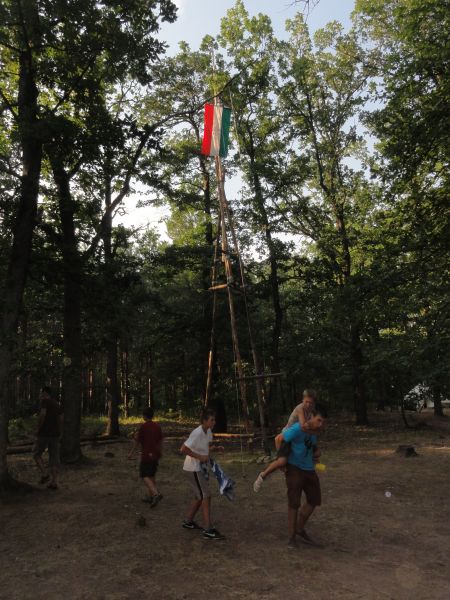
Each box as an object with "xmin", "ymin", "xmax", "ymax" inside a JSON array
[
  {"xmin": 51, "ymin": 159, "xmax": 83, "ymax": 462},
  {"xmin": 335, "ymin": 206, "xmax": 368, "ymax": 425},
  {"xmin": 0, "ymin": 39, "xmax": 42, "ymax": 484},
  {"xmin": 103, "ymin": 172, "xmax": 121, "ymax": 435},
  {"xmin": 120, "ymin": 344, "xmax": 130, "ymax": 418},
  {"xmin": 432, "ymin": 383, "xmax": 444, "ymax": 417},
  {"xmin": 249, "ymin": 153, "xmax": 283, "ymax": 410},
  {"xmin": 106, "ymin": 338, "xmax": 120, "ymax": 435},
  {"xmin": 146, "ymin": 352, "xmax": 154, "ymax": 408}
]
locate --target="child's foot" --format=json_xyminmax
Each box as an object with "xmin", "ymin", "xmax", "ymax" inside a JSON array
[
  {"xmin": 39, "ymin": 475, "xmax": 50, "ymax": 484},
  {"xmin": 150, "ymin": 493, "xmax": 163, "ymax": 508},
  {"xmin": 253, "ymin": 473, "xmax": 265, "ymax": 492},
  {"xmin": 47, "ymin": 483, "xmax": 58, "ymax": 490},
  {"xmin": 297, "ymin": 529, "xmax": 317, "ymax": 546},
  {"xmin": 142, "ymin": 496, "xmax": 153, "ymax": 504},
  {"xmin": 182, "ymin": 519, "xmax": 202, "ymax": 530},
  {"xmin": 202, "ymin": 527, "xmax": 226, "ymax": 540},
  {"xmin": 287, "ymin": 537, "xmax": 298, "ymax": 549}
]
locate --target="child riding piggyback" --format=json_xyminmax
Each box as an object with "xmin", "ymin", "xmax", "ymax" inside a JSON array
[{"xmin": 253, "ymin": 389, "xmax": 317, "ymax": 492}]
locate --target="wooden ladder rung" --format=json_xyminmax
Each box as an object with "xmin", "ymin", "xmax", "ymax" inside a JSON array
[
  {"xmin": 208, "ymin": 283, "xmax": 244, "ymax": 294},
  {"xmin": 208, "ymin": 283, "xmax": 228, "ymax": 292}
]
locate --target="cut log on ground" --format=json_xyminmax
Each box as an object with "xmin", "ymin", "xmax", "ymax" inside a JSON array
[{"xmin": 396, "ymin": 445, "xmax": 418, "ymax": 457}]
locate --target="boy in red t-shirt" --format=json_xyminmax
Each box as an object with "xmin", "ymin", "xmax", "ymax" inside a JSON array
[{"xmin": 128, "ymin": 407, "xmax": 163, "ymax": 507}]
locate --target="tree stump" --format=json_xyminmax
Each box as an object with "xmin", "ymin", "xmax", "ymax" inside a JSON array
[{"xmin": 396, "ymin": 445, "xmax": 418, "ymax": 457}]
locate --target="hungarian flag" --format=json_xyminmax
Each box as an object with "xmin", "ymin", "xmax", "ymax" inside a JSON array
[{"xmin": 201, "ymin": 103, "xmax": 231, "ymax": 158}]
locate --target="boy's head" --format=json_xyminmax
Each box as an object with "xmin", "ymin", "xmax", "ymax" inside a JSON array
[
  {"xmin": 200, "ymin": 408, "xmax": 216, "ymax": 430},
  {"xmin": 308, "ymin": 404, "xmax": 328, "ymax": 431},
  {"xmin": 143, "ymin": 407, "xmax": 154, "ymax": 421},
  {"xmin": 302, "ymin": 388, "xmax": 317, "ymax": 410},
  {"xmin": 40, "ymin": 386, "xmax": 52, "ymax": 400}
]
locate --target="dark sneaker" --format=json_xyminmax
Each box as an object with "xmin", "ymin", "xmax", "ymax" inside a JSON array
[
  {"xmin": 142, "ymin": 496, "xmax": 153, "ymax": 504},
  {"xmin": 182, "ymin": 520, "xmax": 202, "ymax": 530},
  {"xmin": 202, "ymin": 528, "xmax": 226, "ymax": 540},
  {"xmin": 47, "ymin": 483, "xmax": 58, "ymax": 490},
  {"xmin": 39, "ymin": 475, "xmax": 50, "ymax": 485},
  {"xmin": 297, "ymin": 529, "xmax": 319, "ymax": 546},
  {"xmin": 288, "ymin": 537, "xmax": 298, "ymax": 549},
  {"xmin": 150, "ymin": 493, "xmax": 163, "ymax": 508}
]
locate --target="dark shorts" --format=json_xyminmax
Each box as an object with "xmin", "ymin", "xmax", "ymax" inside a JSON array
[
  {"xmin": 33, "ymin": 437, "xmax": 60, "ymax": 467},
  {"xmin": 184, "ymin": 469, "xmax": 211, "ymax": 500},
  {"xmin": 277, "ymin": 440, "xmax": 291, "ymax": 458},
  {"xmin": 140, "ymin": 460, "xmax": 158, "ymax": 478},
  {"xmin": 285, "ymin": 464, "xmax": 321, "ymax": 509}
]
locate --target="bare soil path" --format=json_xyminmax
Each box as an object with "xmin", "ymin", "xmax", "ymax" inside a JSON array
[{"xmin": 1, "ymin": 413, "xmax": 450, "ymax": 599}]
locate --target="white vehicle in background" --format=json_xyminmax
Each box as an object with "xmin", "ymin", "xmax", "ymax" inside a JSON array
[{"xmin": 403, "ymin": 384, "xmax": 450, "ymax": 411}]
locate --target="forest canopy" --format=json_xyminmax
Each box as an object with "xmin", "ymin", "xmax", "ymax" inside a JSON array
[{"xmin": 0, "ymin": 0, "xmax": 449, "ymax": 481}]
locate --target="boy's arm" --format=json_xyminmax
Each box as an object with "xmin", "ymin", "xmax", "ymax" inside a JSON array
[
  {"xmin": 36, "ymin": 408, "xmax": 46, "ymax": 434},
  {"xmin": 127, "ymin": 431, "xmax": 140, "ymax": 459},
  {"xmin": 209, "ymin": 443, "xmax": 224, "ymax": 453},
  {"xmin": 297, "ymin": 405, "xmax": 311, "ymax": 430},
  {"xmin": 180, "ymin": 443, "xmax": 208, "ymax": 462}
]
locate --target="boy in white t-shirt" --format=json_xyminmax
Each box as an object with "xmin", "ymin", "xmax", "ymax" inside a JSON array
[{"xmin": 180, "ymin": 408, "xmax": 225, "ymax": 540}]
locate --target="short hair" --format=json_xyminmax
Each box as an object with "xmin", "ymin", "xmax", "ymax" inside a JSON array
[
  {"xmin": 41, "ymin": 385, "xmax": 52, "ymax": 396},
  {"xmin": 312, "ymin": 404, "xmax": 328, "ymax": 419},
  {"xmin": 303, "ymin": 388, "xmax": 317, "ymax": 401},
  {"xmin": 143, "ymin": 407, "xmax": 154, "ymax": 419},
  {"xmin": 200, "ymin": 408, "xmax": 215, "ymax": 422}
]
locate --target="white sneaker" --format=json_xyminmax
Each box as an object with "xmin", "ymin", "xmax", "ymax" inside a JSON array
[{"xmin": 253, "ymin": 473, "xmax": 265, "ymax": 492}]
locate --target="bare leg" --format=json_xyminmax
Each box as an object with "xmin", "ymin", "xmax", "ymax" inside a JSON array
[
  {"xmin": 34, "ymin": 454, "xmax": 47, "ymax": 476},
  {"xmin": 186, "ymin": 498, "xmax": 202, "ymax": 521},
  {"xmin": 288, "ymin": 506, "xmax": 298, "ymax": 543},
  {"xmin": 143, "ymin": 476, "xmax": 158, "ymax": 497},
  {"xmin": 49, "ymin": 465, "xmax": 58, "ymax": 486},
  {"xmin": 201, "ymin": 497, "xmax": 211, "ymax": 529},
  {"xmin": 296, "ymin": 502, "xmax": 315, "ymax": 533},
  {"xmin": 261, "ymin": 456, "xmax": 288, "ymax": 479}
]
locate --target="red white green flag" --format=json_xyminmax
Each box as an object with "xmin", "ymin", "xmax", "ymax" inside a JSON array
[{"xmin": 201, "ymin": 103, "xmax": 231, "ymax": 158}]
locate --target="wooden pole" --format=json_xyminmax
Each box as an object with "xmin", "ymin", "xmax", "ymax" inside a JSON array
[
  {"xmin": 215, "ymin": 156, "xmax": 250, "ymax": 429},
  {"xmin": 217, "ymin": 161, "xmax": 270, "ymax": 454},
  {"xmin": 204, "ymin": 212, "xmax": 221, "ymax": 407}
]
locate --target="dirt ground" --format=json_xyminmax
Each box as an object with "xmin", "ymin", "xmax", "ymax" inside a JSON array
[{"xmin": 1, "ymin": 412, "xmax": 450, "ymax": 600}]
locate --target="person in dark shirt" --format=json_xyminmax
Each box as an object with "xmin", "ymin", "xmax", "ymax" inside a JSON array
[
  {"xmin": 128, "ymin": 407, "xmax": 163, "ymax": 507},
  {"xmin": 33, "ymin": 386, "xmax": 63, "ymax": 490}
]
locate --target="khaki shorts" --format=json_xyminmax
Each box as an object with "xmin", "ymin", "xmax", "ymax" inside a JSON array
[
  {"xmin": 185, "ymin": 469, "xmax": 211, "ymax": 500},
  {"xmin": 285, "ymin": 464, "xmax": 321, "ymax": 508},
  {"xmin": 33, "ymin": 437, "xmax": 60, "ymax": 467}
]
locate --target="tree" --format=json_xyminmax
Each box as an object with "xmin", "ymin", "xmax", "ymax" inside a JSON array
[
  {"xmin": 218, "ymin": 1, "xmax": 289, "ymax": 410},
  {"xmin": 355, "ymin": 0, "xmax": 450, "ymax": 415},
  {"xmin": 277, "ymin": 17, "xmax": 378, "ymax": 423},
  {"xmin": 0, "ymin": 0, "xmax": 177, "ymax": 479}
]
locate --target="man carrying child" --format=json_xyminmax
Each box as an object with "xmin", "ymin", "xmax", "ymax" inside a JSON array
[{"xmin": 281, "ymin": 404, "xmax": 328, "ymax": 547}]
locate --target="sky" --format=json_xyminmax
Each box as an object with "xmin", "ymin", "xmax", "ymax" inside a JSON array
[{"xmin": 117, "ymin": 0, "xmax": 356, "ymax": 236}]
